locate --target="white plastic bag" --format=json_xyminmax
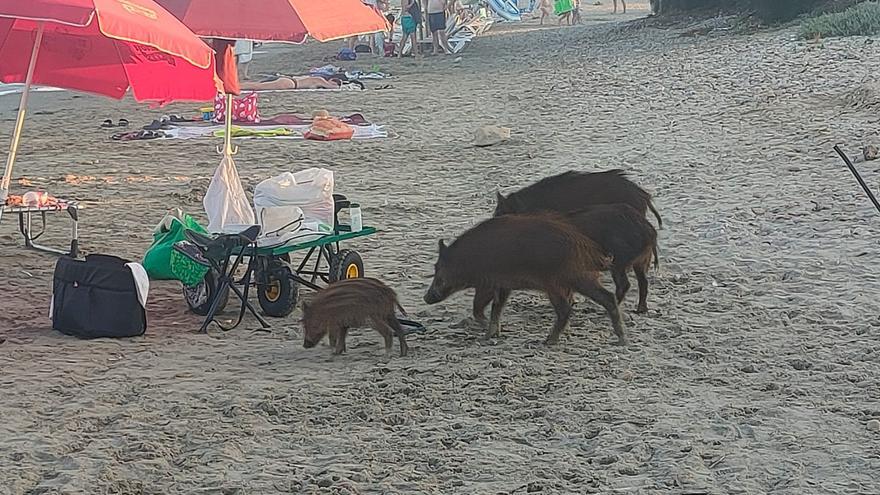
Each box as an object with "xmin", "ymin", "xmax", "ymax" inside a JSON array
[
  {"xmin": 254, "ymin": 204, "xmax": 304, "ymax": 247},
  {"xmin": 253, "ymin": 168, "xmax": 334, "ymax": 229},
  {"xmin": 204, "ymin": 155, "xmax": 256, "ymax": 234}
]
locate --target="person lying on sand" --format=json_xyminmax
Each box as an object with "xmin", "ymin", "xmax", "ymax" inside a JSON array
[{"xmin": 239, "ymin": 76, "xmax": 340, "ymax": 91}]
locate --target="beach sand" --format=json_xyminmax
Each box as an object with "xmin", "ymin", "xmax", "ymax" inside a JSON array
[{"xmin": 2, "ymin": 2, "xmax": 880, "ymax": 493}]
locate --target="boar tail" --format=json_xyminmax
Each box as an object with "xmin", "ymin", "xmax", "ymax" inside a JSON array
[
  {"xmin": 648, "ymin": 201, "xmax": 663, "ymax": 229},
  {"xmin": 395, "ymin": 301, "xmax": 410, "ymax": 318}
]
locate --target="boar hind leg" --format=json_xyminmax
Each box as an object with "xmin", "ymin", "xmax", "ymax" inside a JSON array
[
  {"xmin": 486, "ymin": 288, "xmax": 511, "ymax": 339},
  {"xmin": 388, "ymin": 317, "xmax": 409, "ymax": 357},
  {"xmin": 577, "ymin": 279, "xmax": 627, "ymax": 346},
  {"xmin": 611, "ymin": 265, "xmax": 631, "ymax": 304},
  {"xmin": 370, "ymin": 317, "xmax": 395, "ymax": 356},
  {"xmin": 633, "ymin": 261, "xmax": 650, "ymax": 314},
  {"xmin": 471, "ymin": 287, "xmax": 493, "ymax": 328},
  {"xmin": 545, "ymin": 290, "xmax": 574, "ymax": 345},
  {"xmin": 332, "ymin": 328, "xmax": 349, "ymax": 355}
]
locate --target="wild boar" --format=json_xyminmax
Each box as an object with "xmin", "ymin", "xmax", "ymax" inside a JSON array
[
  {"xmin": 494, "ymin": 169, "xmax": 662, "ymax": 228},
  {"xmin": 302, "ymin": 278, "xmax": 409, "ymax": 357},
  {"xmin": 424, "ymin": 214, "xmax": 627, "ymax": 345},
  {"xmin": 473, "ymin": 204, "xmax": 658, "ymax": 321}
]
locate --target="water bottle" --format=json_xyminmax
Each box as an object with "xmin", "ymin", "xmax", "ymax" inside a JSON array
[{"xmin": 349, "ymin": 203, "xmax": 362, "ymax": 232}]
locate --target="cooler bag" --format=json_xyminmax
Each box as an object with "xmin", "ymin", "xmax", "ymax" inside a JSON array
[{"xmin": 51, "ymin": 254, "xmax": 148, "ymax": 338}]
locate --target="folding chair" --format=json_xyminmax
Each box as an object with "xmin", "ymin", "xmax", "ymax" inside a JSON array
[{"xmin": 174, "ymin": 224, "xmax": 270, "ymax": 332}]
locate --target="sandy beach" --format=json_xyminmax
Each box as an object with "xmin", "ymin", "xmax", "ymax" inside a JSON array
[{"xmin": 2, "ymin": 2, "xmax": 880, "ymax": 493}]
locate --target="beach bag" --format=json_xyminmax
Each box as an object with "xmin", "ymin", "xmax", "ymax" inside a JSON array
[
  {"xmin": 142, "ymin": 210, "xmax": 209, "ymax": 281},
  {"xmin": 213, "ymin": 92, "xmax": 260, "ymax": 124},
  {"xmin": 304, "ymin": 117, "xmax": 354, "ymax": 141},
  {"xmin": 204, "ymin": 155, "xmax": 257, "ymax": 234},
  {"xmin": 253, "ymin": 168, "xmax": 334, "ymax": 229},
  {"xmin": 51, "ymin": 255, "xmax": 148, "ymax": 338}
]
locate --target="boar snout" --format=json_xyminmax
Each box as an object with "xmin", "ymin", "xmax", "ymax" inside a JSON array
[
  {"xmin": 303, "ymin": 336, "xmax": 319, "ymax": 349},
  {"xmin": 424, "ymin": 286, "xmax": 442, "ymax": 304},
  {"xmin": 424, "ymin": 277, "xmax": 450, "ymax": 304}
]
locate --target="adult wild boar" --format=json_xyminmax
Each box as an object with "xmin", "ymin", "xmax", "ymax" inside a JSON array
[
  {"xmin": 423, "ymin": 214, "xmax": 627, "ymax": 345},
  {"xmin": 473, "ymin": 204, "xmax": 658, "ymax": 322},
  {"xmin": 494, "ymin": 169, "xmax": 662, "ymax": 228}
]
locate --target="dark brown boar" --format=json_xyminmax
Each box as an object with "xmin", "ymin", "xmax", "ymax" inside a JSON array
[
  {"xmin": 302, "ymin": 278, "xmax": 409, "ymax": 357},
  {"xmin": 494, "ymin": 169, "xmax": 662, "ymax": 228},
  {"xmin": 423, "ymin": 214, "xmax": 627, "ymax": 345},
  {"xmin": 473, "ymin": 204, "xmax": 658, "ymax": 322}
]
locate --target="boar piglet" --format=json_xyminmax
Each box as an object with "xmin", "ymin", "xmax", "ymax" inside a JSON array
[{"xmin": 303, "ymin": 278, "xmax": 409, "ymax": 357}]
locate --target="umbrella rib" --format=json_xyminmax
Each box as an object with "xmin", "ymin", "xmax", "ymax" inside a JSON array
[{"xmin": 0, "ymin": 11, "xmax": 95, "ymax": 29}]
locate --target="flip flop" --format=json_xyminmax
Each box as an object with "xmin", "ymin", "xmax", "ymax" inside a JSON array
[
  {"xmin": 118, "ymin": 118, "xmax": 129, "ymax": 127},
  {"xmin": 101, "ymin": 119, "xmax": 114, "ymax": 128}
]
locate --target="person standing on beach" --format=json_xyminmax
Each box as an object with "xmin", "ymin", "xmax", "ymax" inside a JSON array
[
  {"xmin": 399, "ymin": 0, "xmax": 422, "ymax": 57},
  {"xmin": 613, "ymin": 0, "xmax": 626, "ymax": 13},
  {"xmin": 538, "ymin": 0, "xmax": 554, "ymax": 25},
  {"xmin": 427, "ymin": 0, "xmax": 453, "ymax": 55}
]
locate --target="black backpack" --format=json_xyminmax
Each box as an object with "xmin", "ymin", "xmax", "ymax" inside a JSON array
[{"xmin": 52, "ymin": 254, "xmax": 147, "ymax": 338}]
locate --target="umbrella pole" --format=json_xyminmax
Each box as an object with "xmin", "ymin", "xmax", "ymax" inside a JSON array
[{"xmin": 0, "ymin": 22, "xmax": 44, "ymax": 209}]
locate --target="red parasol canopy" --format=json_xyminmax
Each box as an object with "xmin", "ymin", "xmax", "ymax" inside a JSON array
[
  {"xmin": 0, "ymin": 0, "xmax": 220, "ymax": 102},
  {"xmin": 156, "ymin": 0, "xmax": 388, "ymax": 44},
  {"xmin": 0, "ymin": 0, "xmax": 221, "ymax": 205}
]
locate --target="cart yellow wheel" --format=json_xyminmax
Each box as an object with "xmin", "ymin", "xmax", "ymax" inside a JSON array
[
  {"xmin": 257, "ymin": 266, "xmax": 299, "ymax": 317},
  {"xmin": 329, "ymin": 249, "xmax": 364, "ymax": 283}
]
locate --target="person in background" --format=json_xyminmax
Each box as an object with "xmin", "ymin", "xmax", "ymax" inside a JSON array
[
  {"xmin": 371, "ymin": 0, "xmax": 390, "ymax": 56},
  {"xmin": 384, "ymin": 13, "xmax": 397, "ymax": 57},
  {"xmin": 349, "ymin": 0, "xmax": 381, "ymax": 52},
  {"xmin": 399, "ymin": 0, "xmax": 422, "ymax": 58},
  {"xmin": 613, "ymin": 0, "xmax": 626, "ymax": 13},
  {"xmin": 538, "ymin": 0, "xmax": 553, "ymax": 25},
  {"xmin": 234, "ymin": 39, "xmax": 254, "ymax": 79},
  {"xmin": 427, "ymin": 0, "xmax": 453, "ymax": 55}
]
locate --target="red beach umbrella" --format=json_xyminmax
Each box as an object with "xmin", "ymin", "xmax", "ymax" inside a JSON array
[{"xmin": 0, "ymin": 0, "xmax": 221, "ymax": 205}]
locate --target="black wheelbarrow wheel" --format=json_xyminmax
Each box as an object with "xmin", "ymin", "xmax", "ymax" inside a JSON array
[
  {"xmin": 257, "ymin": 265, "xmax": 299, "ymax": 317},
  {"xmin": 183, "ymin": 269, "xmax": 229, "ymax": 316},
  {"xmin": 329, "ymin": 249, "xmax": 364, "ymax": 283}
]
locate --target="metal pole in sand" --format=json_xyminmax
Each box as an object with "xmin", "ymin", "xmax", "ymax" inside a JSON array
[{"xmin": 834, "ymin": 145, "xmax": 880, "ymax": 214}]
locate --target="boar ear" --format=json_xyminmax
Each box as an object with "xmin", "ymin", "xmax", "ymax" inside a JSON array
[
  {"xmin": 438, "ymin": 239, "xmax": 448, "ymax": 254},
  {"xmin": 495, "ymin": 190, "xmax": 506, "ymax": 205}
]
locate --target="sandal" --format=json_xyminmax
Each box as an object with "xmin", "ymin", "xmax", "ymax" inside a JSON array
[{"xmin": 102, "ymin": 118, "xmax": 130, "ymax": 128}]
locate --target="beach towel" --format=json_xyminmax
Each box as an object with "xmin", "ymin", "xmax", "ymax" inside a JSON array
[
  {"xmin": 554, "ymin": 0, "xmax": 574, "ymax": 14},
  {"xmin": 248, "ymin": 83, "xmax": 364, "ymax": 93},
  {"xmin": 213, "ymin": 126, "xmax": 294, "ymax": 138},
  {"xmin": 162, "ymin": 124, "xmax": 388, "ymax": 141}
]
